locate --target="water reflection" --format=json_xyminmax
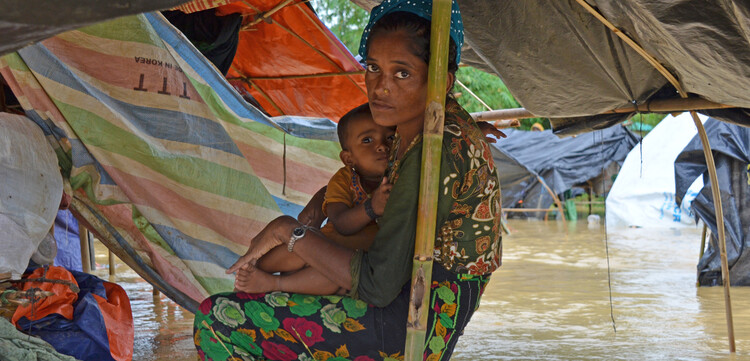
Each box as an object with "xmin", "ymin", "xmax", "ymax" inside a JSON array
[{"xmin": 94, "ymin": 220, "xmax": 749, "ymax": 360}]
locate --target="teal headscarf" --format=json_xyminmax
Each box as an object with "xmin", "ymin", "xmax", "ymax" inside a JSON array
[{"xmin": 358, "ymin": 0, "xmax": 464, "ymax": 63}]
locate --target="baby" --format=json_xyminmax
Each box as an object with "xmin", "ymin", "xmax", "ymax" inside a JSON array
[{"xmin": 235, "ymin": 104, "xmax": 394, "ymax": 294}]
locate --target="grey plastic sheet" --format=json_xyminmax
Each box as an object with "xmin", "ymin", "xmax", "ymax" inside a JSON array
[
  {"xmin": 351, "ymin": 0, "xmax": 750, "ymax": 134},
  {"xmin": 0, "ymin": 0, "xmax": 188, "ymax": 56},
  {"xmin": 674, "ymin": 118, "xmax": 750, "ymax": 286}
]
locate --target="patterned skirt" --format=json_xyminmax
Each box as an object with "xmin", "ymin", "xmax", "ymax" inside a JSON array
[{"xmin": 193, "ymin": 265, "xmax": 490, "ymax": 361}]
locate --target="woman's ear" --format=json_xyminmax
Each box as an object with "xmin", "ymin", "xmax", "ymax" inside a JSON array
[
  {"xmin": 339, "ymin": 150, "xmax": 354, "ymax": 168},
  {"xmin": 445, "ymin": 72, "xmax": 455, "ymax": 94}
]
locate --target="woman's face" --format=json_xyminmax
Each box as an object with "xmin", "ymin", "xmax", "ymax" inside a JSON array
[{"xmin": 365, "ymin": 30, "xmax": 429, "ymax": 132}]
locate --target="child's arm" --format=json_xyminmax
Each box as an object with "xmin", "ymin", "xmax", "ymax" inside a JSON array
[
  {"xmin": 297, "ymin": 186, "xmax": 327, "ymax": 228},
  {"xmin": 327, "ymin": 178, "xmax": 391, "ymax": 235}
]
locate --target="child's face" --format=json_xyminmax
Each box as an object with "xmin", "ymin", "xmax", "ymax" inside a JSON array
[{"xmin": 341, "ymin": 114, "xmax": 396, "ymax": 180}]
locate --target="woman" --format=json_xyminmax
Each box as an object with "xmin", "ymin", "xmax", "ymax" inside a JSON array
[{"xmin": 194, "ymin": 1, "xmax": 502, "ymax": 360}]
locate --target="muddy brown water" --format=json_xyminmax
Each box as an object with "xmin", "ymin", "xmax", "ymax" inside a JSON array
[{"xmin": 94, "ymin": 219, "xmax": 750, "ymax": 360}]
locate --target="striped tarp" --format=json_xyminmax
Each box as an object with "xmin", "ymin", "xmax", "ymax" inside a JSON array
[{"xmin": 0, "ymin": 12, "xmax": 344, "ymax": 311}]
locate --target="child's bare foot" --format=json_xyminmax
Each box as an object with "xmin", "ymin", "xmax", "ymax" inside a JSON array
[{"xmin": 234, "ymin": 264, "xmax": 278, "ymax": 293}]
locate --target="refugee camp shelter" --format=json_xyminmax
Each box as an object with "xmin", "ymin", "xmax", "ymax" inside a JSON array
[
  {"xmin": 495, "ymin": 126, "xmax": 637, "ymax": 216},
  {"xmin": 606, "ymin": 112, "xmax": 707, "ymax": 229},
  {"xmin": 675, "ymin": 119, "xmax": 750, "ymax": 286}
]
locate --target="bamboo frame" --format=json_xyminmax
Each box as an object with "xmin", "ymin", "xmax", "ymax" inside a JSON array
[
  {"xmin": 227, "ymin": 70, "xmax": 365, "ymax": 81},
  {"xmin": 456, "ymin": 79, "xmax": 492, "ymax": 111},
  {"xmin": 470, "ymin": 97, "xmax": 734, "ymax": 122},
  {"xmin": 80, "ymin": 227, "xmax": 91, "ymax": 274},
  {"xmin": 404, "ymin": 1, "xmax": 451, "ymax": 360},
  {"xmin": 240, "ymin": 1, "xmax": 366, "ymax": 97},
  {"xmin": 574, "ymin": 0, "xmax": 736, "ymax": 352}
]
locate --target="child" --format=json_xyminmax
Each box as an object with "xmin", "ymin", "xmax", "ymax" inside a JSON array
[{"xmin": 235, "ymin": 103, "xmax": 394, "ymax": 294}]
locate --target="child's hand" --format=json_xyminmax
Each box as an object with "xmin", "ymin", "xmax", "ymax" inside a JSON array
[
  {"xmin": 371, "ymin": 177, "xmax": 392, "ymax": 216},
  {"xmin": 476, "ymin": 121, "xmax": 507, "ymax": 143}
]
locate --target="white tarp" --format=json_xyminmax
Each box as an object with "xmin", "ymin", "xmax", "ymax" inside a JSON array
[
  {"xmin": 606, "ymin": 113, "xmax": 706, "ymax": 229},
  {"xmin": 0, "ymin": 113, "xmax": 62, "ymax": 279}
]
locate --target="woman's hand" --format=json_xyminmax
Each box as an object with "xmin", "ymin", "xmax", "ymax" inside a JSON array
[
  {"xmin": 476, "ymin": 121, "xmax": 507, "ymax": 143},
  {"xmin": 226, "ymin": 215, "xmax": 299, "ymax": 274}
]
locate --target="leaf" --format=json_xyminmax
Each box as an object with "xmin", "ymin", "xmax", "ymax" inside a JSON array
[
  {"xmin": 426, "ymin": 352, "xmax": 442, "ymax": 361},
  {"xmin": 274, "ymin": 328, "xmax": 298, "ymax": 343},
  {"xmin": 436, "ymin": 320, "xmax": 447, "ymax": 338},
  {"xmin": 343, "ymin": 318, "xmax": 366, "ymax": 332},
  {"xmin": 237, "ymin": 328, "xmax": 256, "ymax": 342},
  {"xmin": 379, "ymin": 351, "xmax": 389, "ymax": 359},
  {"xmin": 441, "ymin": 303, "xmax": 457, "ymax": 317},
  {"xmin": 335, "ymin": 344, "xmax": 349, "ymax": 358},
  {"xmin": 259, "ymin": 328, "xmax": 274, "ymax": 340},
  {"xmin": 313, "ymin": 350, "xmax": 335, "ymax": 361}
]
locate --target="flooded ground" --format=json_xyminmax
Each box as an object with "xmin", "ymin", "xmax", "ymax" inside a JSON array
[{"xmin": 95, "ymin": 219, "xmax": 750, "ymax": 360}]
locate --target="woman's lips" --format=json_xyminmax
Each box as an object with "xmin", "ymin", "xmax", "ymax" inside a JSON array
[{"xmin": 370, "ymin": 100, "xmax": 394, "ymax": 111}]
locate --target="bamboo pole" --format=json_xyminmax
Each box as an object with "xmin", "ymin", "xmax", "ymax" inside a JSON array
[
  {"xmin": 80, "ymin": 228, "xmax": 91, "ymax": 274},
  {"xmin": 470, "ymin": 97, "xmax": 733, "ymax": 122},
  {"xmin": 108, "ymin": 250, "xmax": 116, "ymax": 277},
  {"xmin": 690, "ymin": 110, "xmax": 735, "ymax": 351},
  {"xmin": 227, "ymin": 70, "xmax": 365, "ymax": 82},
  {"xmin": 404, "ymin": 1, "xmax": 451, "ymax": 360},
  {"xmin": 456, "ymin": 79, "xmax": 492, "ymax": 111},
  {"xmin": 493, "ymin": 118, "xmax": 521, "ymax": 129},
  {"xmin": 242, "ymin": 0, "xmax": 295, "ymax": 29},
  {"xmin": 572, "ymin": 0, "xmax": 736, "ymax": 352},
  {"xmin": 537, "ymin": 175, "xmax": 567, "ymax": 227}
]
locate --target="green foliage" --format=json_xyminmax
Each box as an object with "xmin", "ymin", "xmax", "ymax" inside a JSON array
[
  {"xmin": 310, "ymin": 0, "xmax": 369, "ymax": 54},
  {"xmin": 454, "ymin": 67, "xmax": 549, "ymax": 130}
]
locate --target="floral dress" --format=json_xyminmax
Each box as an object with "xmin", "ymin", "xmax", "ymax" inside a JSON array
[{"xmin": 194, "ymin": 99, "xmax": 502, "ymax": 361}]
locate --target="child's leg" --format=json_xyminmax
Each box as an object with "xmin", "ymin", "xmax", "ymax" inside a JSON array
[
  {"xmin": 234, "ymin": 264, "xmax": 340, "ymax": 295},
  {"xmin": 256, "ymin": 245, "xmax": 307, "ymax": 273}
]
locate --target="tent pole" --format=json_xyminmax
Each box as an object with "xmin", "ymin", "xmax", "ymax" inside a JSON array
[
  {"xmin": 404, "ymin": 1, "xmax": 451, "ymax": 360},
  {"xmin": 572, "ymin": 0, "xmax": 736, "ymax": 352},
  {"xmin": 470, "ymin": 97, "xmax": 733, "ymax": 122},
  {"xmin": 690, "ymin": 110, "xmax": 735, "ymax": 352},
  {"xmin": 80, "ymin": 228, "xmax": 91, "ymax": 274},
  {"xmin": 537, "ymin": 175, "xmax": 567, "ymax": 227}
]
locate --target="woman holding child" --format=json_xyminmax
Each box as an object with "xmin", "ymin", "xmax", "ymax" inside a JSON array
[{"xmin": 194, "ymin": 1, "xmax": 502, "ymax": 360}]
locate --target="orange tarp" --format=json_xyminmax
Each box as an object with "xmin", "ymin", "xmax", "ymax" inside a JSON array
[{"xmin": 213, "ymin": 0, "xmax": 368, "ymax": 121}]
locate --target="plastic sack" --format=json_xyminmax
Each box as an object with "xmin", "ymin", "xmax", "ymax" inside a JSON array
[
  {"xmin": 0, "ymin": 113, "xmax": 63, "ymax": 279},
  {"xmin": 13, "ymin": 266, "xmax": 134, "ymax": 361}
]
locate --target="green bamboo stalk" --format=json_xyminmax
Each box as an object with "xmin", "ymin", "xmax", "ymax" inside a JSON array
[{"xmin": 404, "ymin": 1, "xmax": 452, "ymax": 360}]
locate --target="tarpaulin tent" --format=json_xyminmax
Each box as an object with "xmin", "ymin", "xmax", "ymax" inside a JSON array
[
  {"xmin": 351, "ymin": 0, "xmax": 750, "ymax": 134},
  {"xmin": 494, "ymin": 126, "xmax": 638, "ymax": 214},
  {"xmin": 166, "ymin": 0, "xmax": 368, "ymax": 122},
  {"xmin": 0, "ymin": 12, "xmax": 344, "ymax": 312},
  {"xmin": 606, "ymin": 113, "xmax": 706, "ymax": 229},
  {"xmin": 675, "ymin": 119, "xmax": 750, "ymax": 286},
  {"xmin": 0, "ymin": 0, "xmax": 190, "ymax": 56}
]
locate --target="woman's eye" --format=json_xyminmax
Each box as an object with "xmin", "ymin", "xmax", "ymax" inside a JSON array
[
  {"xmin": 366, "ymin": 64, "xmax": 379, "ymax": 72},
  {"xmin": 395, "ymin": 71, "xmax": 410, "ymax": 79}
]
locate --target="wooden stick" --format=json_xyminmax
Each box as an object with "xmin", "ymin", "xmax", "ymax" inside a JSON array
[
  {"xmin": 470, "ymin": 97, "xmax": 734, "ymax": 122},
  {"xmin": 456, "ymin": 79, "xmax": 492, "ymax": 111},
  {"xmin": 80, "ymin": 228, "xmax": 91, "ymax": 274},
  {"xmin": 573, "ymin": 1, "xmax": 735, "ymax": 350},
  {"xmin": 503, "ymin": 208, "xmax": 556, "ymax": 213},
  {"xmin": 243, "ymin": 0, "xmax": 295, "ymax": 29},
  {"xmin": 493, "ymin": 118, "xmax": 521, "ymax": 129},
  {"xmin": 226, "ymin": 70, "xmax": 365, "ymax": 81},
  {"xmin": 108, "ymin": 250, "xmax": 116, "ymax": 277},
  {"xmin": 404, "ymin": 1, "xmax": 451, "ymax": 360},
  {"xmin": 537, "ymin": 175, "xmax": 567, "ymax": 227},
  {"xmin": 690, "ymin": 110, "xmax": 735, "ymax": 352}
]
